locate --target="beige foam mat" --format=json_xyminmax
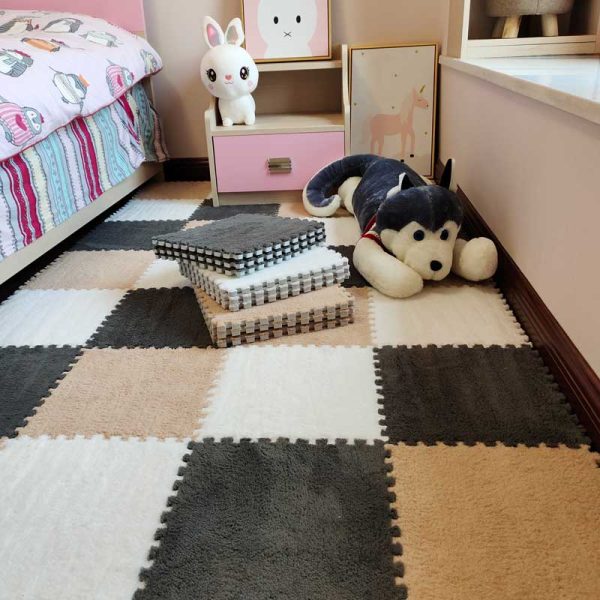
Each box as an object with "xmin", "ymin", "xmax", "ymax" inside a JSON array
[
  {"xmin": 195, "ymin": 286, "xmax": 354, "ymax": 348},
  {"xmin": 388, "ymin": 443, "xmax": 600, "ymax": 599}
]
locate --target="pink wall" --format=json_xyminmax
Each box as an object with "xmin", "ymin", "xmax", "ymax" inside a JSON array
[
  {"xmin": 3, "ymin": 0, "xmax": 146, "ymax": 32},
  {"xmin": 440, "ymin": 66, "xmax": 600, "ymax": 376}
]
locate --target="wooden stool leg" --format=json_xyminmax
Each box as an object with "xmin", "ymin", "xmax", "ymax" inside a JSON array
[
  {"xmin": 541, "ymin": 13, "xmax": 559, "ymax": 36},
  {"xmin": 502, "ymin": 15, "xmax": 522, "ymax": 38},
  {"xmin": 492, "ymin": 17, "xmax": 505, "ymax": 38}
]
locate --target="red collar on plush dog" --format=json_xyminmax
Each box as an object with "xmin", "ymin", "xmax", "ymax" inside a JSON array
[{"xmin": 360, "ymin": 214, "xmax": 387, "ymax": 252}]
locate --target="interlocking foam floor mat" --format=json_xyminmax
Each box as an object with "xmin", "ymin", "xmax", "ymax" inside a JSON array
[
  {"xmin": 152, "ymin": 214, "xmax": 326, "ymax": 276},
  {"xmin": 1, "ymin": 190, "xmax": 598, "ymax": 600},
  {"xmin": 181, "ymin": 246, "xmax": 349, "ymax": 311},
  {"xmin": 194, "ymin": 285, "xmax": 354, "ymax": 348}
]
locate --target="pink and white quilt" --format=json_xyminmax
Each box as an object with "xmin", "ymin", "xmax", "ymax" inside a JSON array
[{"xmin": 0, "ymin": 9, "xmax": 162, "ymax": 161}]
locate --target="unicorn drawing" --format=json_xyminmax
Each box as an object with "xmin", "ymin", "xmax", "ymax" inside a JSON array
[{"xmin": 366, "ymin": 85, "xmax": 429, "ymax": 158}]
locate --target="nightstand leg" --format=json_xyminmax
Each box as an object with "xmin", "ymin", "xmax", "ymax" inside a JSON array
[
  {"xmin": 502, "ymin": 15, "xmax": 522, "ymax": 38},
  {"xmin": 492, "ymin": 17, "xmax": 505, "ymax": 39},
  {"xmin": 541, "ymin": 13, "xmax": 559, "ymax": 37}
]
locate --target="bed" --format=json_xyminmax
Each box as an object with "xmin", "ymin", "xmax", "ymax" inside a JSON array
[{"xmin": 0, "ymin": 1, "xmax": 167, "ymax": 284}]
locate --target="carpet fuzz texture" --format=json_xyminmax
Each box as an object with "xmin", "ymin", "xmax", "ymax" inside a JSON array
[
  {"xmin": 0, "ymin": 182, "xmax": 598, "ymax": 600},
  {"xmin": 137, "ymin": 441, "xmax": 400, "ymax": 600},
  {"xmin": 375, "ymin": 345, "xmax": 588, "ymax": 446},
  {"xmin": 388, "ymin": 443, "xmax": 600, "ymax": 600}
]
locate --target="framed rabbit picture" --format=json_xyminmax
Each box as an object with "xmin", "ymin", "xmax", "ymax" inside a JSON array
[
  {"xmin": 350, "ymin": 43, "xmax": 438, "ymax": 178},
  {"xmin": 241, "ymin": 0, "xmax": 332, "ymax": 62}
]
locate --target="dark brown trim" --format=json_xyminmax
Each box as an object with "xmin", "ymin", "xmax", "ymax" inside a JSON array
[
  {"xmin": 436, "ymin": 161, "xmax": 600, "ymax": 448},
  {"xmin": 164, "ymin": 158, "xmax": 210, "ymax": 182}
]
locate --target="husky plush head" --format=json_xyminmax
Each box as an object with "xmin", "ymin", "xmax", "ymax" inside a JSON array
[{"xmin": 376, "ymin": 173, "xmax": 463, "ymax": 281}]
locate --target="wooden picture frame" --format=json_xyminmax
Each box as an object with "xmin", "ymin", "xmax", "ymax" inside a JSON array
[
  {"xmin": 241, "ymin": 0, "xmax": 332, "ymax": 63},
  {"xmin": 349, "ymin": 43, "xmax": 438, "ymax": 178}
]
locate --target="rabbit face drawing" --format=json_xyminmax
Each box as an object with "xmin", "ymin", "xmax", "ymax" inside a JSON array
[{"xmin": 258, "ymin": 0, "xmax": 318, "ymax": 58}]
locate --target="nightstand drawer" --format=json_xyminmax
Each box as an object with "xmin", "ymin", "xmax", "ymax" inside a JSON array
[{"xmin": 213, "ymin": 132, "xmax": 345, "ymax": 193}]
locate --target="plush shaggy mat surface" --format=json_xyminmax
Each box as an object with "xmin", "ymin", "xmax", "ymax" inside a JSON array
[{"xmin": 1, "ymin": 181, "xmax": 599, "ymax": 600}]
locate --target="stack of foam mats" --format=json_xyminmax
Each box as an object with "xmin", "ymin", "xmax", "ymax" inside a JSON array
[{"xmin": 153, "ymin": 214, "xmax": 354, "ymax": 347}]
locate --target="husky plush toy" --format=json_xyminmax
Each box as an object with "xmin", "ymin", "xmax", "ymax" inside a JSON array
[{"xmin": 303, "ymin": 155, "xmax": 498, "ymax": 298}]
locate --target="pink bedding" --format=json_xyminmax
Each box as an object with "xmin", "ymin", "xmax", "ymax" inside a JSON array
[{"xmin": 0, "ymin": 9, "xmax": 162, "ymax": 161}]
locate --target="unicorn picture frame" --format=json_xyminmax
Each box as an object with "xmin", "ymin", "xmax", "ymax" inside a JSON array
[{"xmin": 349, "ymin": 43, "xmax": 438, "ymax": 178}]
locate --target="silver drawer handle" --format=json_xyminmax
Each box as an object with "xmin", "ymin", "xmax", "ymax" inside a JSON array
[{"xmin": 268, "ymin": 157, "xmax": 292, "ymax": 174}]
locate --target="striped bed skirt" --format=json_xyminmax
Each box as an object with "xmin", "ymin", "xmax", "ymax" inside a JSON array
[{"xmin": 0, "ymin": 83, "xmax": 167, "ymax": 261}]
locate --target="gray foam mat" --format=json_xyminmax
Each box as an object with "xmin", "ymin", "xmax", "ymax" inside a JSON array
[
  {"xmin": 136, "ymin": 441, "xmax": 401, "ymax": 600},
  {"xmin": 153, "ymin": 215, "xmax": 326, "ymax": 277}
]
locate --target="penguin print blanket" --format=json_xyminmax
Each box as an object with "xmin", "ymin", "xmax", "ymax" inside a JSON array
[{"xmin": 0, "ymin": 10, "xmax": 162, "ymax": 162}]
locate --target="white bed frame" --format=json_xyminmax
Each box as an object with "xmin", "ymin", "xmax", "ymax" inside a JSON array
[
  {"xmin": 0, "ymin": 1, "xmax": 163, "ymax": 285},
  {"xmin": 0, "ymin": 162, "xmax": 161, "ymax": 284}
]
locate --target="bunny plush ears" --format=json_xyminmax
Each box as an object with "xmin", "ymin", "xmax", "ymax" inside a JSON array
[{"xmin": 204, "ymin": 17, "xmax": 245, "ymax": 48}]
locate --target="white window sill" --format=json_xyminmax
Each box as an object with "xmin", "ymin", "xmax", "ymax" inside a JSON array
[{"xmin": 439, "ymin": 55, "xmax": 600, "ymax": 126}]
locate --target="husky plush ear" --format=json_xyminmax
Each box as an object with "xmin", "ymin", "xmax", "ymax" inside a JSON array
[
  {"xmin": 440, "ymin": 159, "xmax": 457, "ymax": 192},
  {"xmin": 225, "ymin": 17, "xmax": 244, "ymax": 46},
  {"xmin": 386, "ymin": 172, "xmax": 412, "ymax": 199},
  {"xmin": 204, "ymin": 16, "xmax": 225, "ymax": 48}
]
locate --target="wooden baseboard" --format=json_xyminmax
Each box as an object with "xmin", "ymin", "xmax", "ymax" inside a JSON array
[
  {"xmin": 164, "ymin": 157, "xmax": 210, "ymax": 182},
  {"xmin": 435, "ymin": 161, "xmax": 600, "ymax": 448}
]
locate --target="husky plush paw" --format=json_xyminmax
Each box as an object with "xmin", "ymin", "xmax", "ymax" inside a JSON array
[
  {"xmin": 353, "ymin": 237, "xmax": 424, "ymax": 298},
  {"xmin": 452, "ymin": 238, "xmax": 498, "ymax": 282}
]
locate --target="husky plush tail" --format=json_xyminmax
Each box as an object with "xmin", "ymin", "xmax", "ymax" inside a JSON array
[{"xmin": 303, "ymin": 154, "xmax": 380, "ymax": 217}]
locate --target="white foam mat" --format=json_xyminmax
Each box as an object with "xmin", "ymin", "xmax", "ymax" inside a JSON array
[{"xmin": 182, "ymin": 247, "xmax": 350, "ymax": 311}]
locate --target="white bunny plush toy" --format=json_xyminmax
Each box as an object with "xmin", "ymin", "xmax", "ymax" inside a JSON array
[{"xmin": 201, "ymin": 17, "xmax": 259, "ymax": 127}]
